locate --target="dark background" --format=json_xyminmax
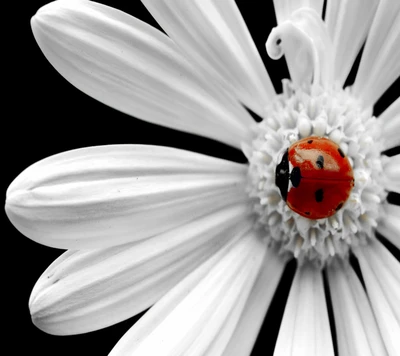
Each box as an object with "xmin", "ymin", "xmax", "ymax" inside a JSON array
[{"xmin": 4, "ymin": 1, "xmax": 398, "ymax": 355}]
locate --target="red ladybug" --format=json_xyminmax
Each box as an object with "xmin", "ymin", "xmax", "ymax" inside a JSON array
[{"xmin": 275, "ymin": 136, "xmax": 354, "ymax": 219}]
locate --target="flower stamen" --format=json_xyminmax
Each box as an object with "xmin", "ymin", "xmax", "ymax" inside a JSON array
[{"xmin": 245, "ymin": 80, "xmax": 387, "ymax": 266}]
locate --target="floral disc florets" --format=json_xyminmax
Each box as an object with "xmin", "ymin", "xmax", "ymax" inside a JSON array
[{"xmin": 245, "ymin": 80, "xmax": 388, "ymax": 266}]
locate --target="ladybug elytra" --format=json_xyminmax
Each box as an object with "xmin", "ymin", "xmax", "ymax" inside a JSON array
[{"xmin": 275, "ymin": 136, "xmax": 354, "ymax": 219}]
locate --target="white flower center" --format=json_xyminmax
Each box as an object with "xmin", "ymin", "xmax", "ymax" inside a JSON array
[{"xmin": 244, "ymin": 81, "xmax": 387, "ymax": 266}]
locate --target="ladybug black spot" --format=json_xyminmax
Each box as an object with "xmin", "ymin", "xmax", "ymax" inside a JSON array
[
  {"xmin": 305, "ymin": 211, "xmax": 310, "ymax": 215},
  {"xmin": 307, "ymin": 139, "xmax": 313, "ymax": 144},
  {"xmin": 290, "ymin": 166, "xmax": 302, "ymax": 187},
  {"xmin": 338, "ymin": 148, "xmax": 345, "ymax": 158},
  {"xmin": 336, "ymin": 202, "xmax": 343, "ymax": 211},
  {"xmin": 316, "ymin": 155, "xmax": 324, "ymax": 169},
  {"xmin": 315, "ymin": 189, "xmax": 324, "ymax": 202}
]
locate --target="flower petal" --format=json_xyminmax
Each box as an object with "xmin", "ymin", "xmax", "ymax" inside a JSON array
[
  {"xmin": 273, "ymin": 263, "xmax": 334, "ymax": 356},
  {"xmin": 266, "ymin": 8, "xmax": 333, "ymax": 89},
  {"xmin": 31, "ymin": 0, "xmax": 254, "ymax": 148},
  {"xmin": 221, "ymin": 246, "xmax": 286, "ymax": 356},
  {"xmin": 380, "ymin": 97, "xmax": 400, "ymax": 151},
  {"xmin": 109, "ymin": 229, "xmax": 266, "ymax": 356},
  {"xmin": 377, "ymin": 203, "xmax": 400, "ymax": 250},
  {"xmin": 352, "ymin": 0, "xmax": 400, "ymax": 108},
  {"xmin": 383, "ymin": 154, "xmax": 400, "ymax": 194},
  {"xmin": 327, "ymin": 260, "xmax": 387, "ymax": 356},
  {"xmin": 325, "ymin": 0, "xmax": 379, "ymax": 87},
  {"xmin": 354, "ymin": 240, "xmax": 400, "ymax": 355},
  {"xmin": 273, "ymin": 0, "xmax": 324, "ymax": 24},
  {"xmin": 141, "ymin": 0, "xmax": 275, "ymax": 116},
  {"xmin": 6, "ymin": 145, "xmax": 248, "ymax": 249},
  {"xmin": 29, "ymin": 203, "xmax": 253, "ymax": 335}
]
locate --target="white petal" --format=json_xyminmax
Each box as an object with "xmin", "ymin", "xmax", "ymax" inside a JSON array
[
  {"xmin": 266, "ymin": 8, "xmax": 333, "ymax": 89},
  {"xmin": 221, "ymin": 246, "xmax": 286, "ymax": 356},
  {"xmin": 377, "ymin": 203, "xmax": 400, "ymax": 250},
  {"xmin": 383, "ymin": 154, "xmax": 400, "ymax": 193},
  {"xmin": 327, "ymin": 260, "xmax": 387, "ymax": 356},
  {"xmin": 31, "ymin": 0, "xmax": 254, "ymax": 148},
  {"xmin": 325, "ymin": 0, "xmax": 379, "ymax": 87},
  {"xmin": 109, "ymin": 234, "xmax": 243, "ymax": 356},
  {"xmin": 6, "ymin": 145, "xmax": 248, "ymax": 249},
  {"xmin": 142, "ymin": 0, "xmax": 275, "ymax": 116},
  {"xmin": 380, "ymin": 97, "xmax": 400, "ymax": 151},
  {"xmin": 273, "ymin": 0, "xmax": 324, "ymax": 24},
  {"xmin": 352, "ymin": 0, "xmax": 400, "ymax": 108},
  {"xmin": 110, "ymin": 230, "xmax": 266, "ymax": 356},
  {"xmin": 29, "ymin": 203, "xmax": 253, "ymax": 335},
  {"xmin": 354, "ymin": 240, "xmax": 400, "ymax": 356},
  {"xmin": 273, "ymin": 264, "xmax": 334, "ymax": 356}
]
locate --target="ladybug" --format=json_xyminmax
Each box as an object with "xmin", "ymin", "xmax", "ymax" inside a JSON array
[{"xmin": 275, "ymin": 136, "xmax": 354, "ymax": 219}]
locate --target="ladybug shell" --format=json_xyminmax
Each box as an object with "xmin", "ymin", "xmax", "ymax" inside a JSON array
[{"xmin": 286, "ymin": 136, "xmax": 354, "ymax": 219}]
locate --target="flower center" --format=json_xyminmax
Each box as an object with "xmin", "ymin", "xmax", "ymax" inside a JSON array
[{"xmin": 244, "ymin": 81, "xmax": 387, "ymax": 266}]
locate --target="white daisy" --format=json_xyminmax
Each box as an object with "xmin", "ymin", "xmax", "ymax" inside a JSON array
[{"xmin": 5, "ymin": 0, "xmax": 400, "ymax": 355}]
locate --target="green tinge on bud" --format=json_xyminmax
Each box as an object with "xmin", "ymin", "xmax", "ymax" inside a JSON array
[
  {"xmin": 28, "ymin": 203, "xmax": 252, "ymax": 335},
  {"xmin": 5, "ymin": 145, "xmax": 248, "ymax": 250}
]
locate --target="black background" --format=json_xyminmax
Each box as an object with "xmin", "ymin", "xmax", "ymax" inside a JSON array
[{"xmin": 4, "ymin": 1, "xmax": 398, "ymax": 355}]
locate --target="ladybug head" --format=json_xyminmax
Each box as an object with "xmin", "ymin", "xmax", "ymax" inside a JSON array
[
  {"xmin": 275, "ymin": 149, "xmax": 289, "ymax": 201},
  {"xmin": 275, "ymin": 149, "xmax": 303, "ymax": 202}
]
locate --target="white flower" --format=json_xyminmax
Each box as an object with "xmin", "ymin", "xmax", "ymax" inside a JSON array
[{"xmin": 5, "ymin": 0, "xmax": 400, "ymax": 355}]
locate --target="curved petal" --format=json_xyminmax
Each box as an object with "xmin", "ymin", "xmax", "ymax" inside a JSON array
[
  {"xmin": 380, "ymin": 97, "xmax": 400, "ymax": 151},
  {"xmin": 327, "ymin": 260, "xmax": 387, "ymax": 356},
  {"xmin": 383, "ymin": 154, "xmax": 400, "ymax": 194},
  {"xmin": 354, "ymin": 240, "xmax": 400, "ymax": 356},
  {"xmin": 325, "ymin": 0, "xmax": 379, "ymax": 87},
  {"xmin": 29, "ymin": 203, "xmax": 253, "ymax": 335},
  {"xmin": 5, "ymin": 145, "xmax": 248, "ymax": 249},
  {"xmin": 273, "ymin": 263, "xmax": 334, "ymax": 356},
  {"xmin": 221, "ymin": 246, "xmax": 286, "ymax": 356},
  {"xmin": 31, "ymin": 0, "xmax": 254, "ymax": 148},
  {"xmin": 109, "ymin": 230, "xmax": 266, "ymax": 356},
  {"xmin": 377, "ymin": 203, "xmax": 400, "ymax": 250},
  {"xmin": 352, "ymin": 0, "xmax": 400, "ymax": 109},
  {"xmin": 141, "ymin": 0, "xmax": 275, "ymax": 116},
  {"xmin": 273, "ymin": 0, "xmax": 324, "ymax": 24},
  {"xmin": 266, "ymin": 8, "xmax": 333, "ymax": 89}
]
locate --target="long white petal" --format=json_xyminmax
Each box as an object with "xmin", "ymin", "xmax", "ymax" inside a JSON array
[
  {"xmin": 327, "ymin": 260, "xmax": 387, "ymax": 356},
  {"xmin": 141, "ymin": 0, "xmax": 275, "ymax": 116},
  {"xmin": 31, "ymin": 0, "xmax": 254, "ymax": 148},
  {"xmin": 6, "ymin": 145, "xmax": 248, "ymax": 249},
  {"xmin": 383, "ymin": 155, "xmax": 400, "ymax": 194},
  {"xmin": 325, "ymin": 0, "xmax": 379, "ymax": 87},
  {"xmin": 377, "ymin": 203, "xmax": 400, "ymax": 250},
  {"xmin": 273, "ymin": 264, "xmax": 334, "ymax": 356},
  {"xmin": 273, "ymin": 0, "xmax": 324, "ymax": 24},
  {"xmin": 380, "ymin": 97, "xmax": 400, "ymax": 151},
  {"xmin": 110, "ymin": 230, "xmax": 266, "ymax": 356},
  {"xmin": 29, "ymin": 203, "xmax": 253, "ymax": 335},
  {"xmin": 221, "ymin": 246, "xmax": 286, "ymax": 356},
  {"xmin": 354, "ymin": 240, "xmax": 400, "ymax": 355},
  {"xmin": 352, "ymin": 0, "xmax": 400, "ymax": 108},
  {"xmin": 109, "ymin": 232, "xmax": 245, "ymax": 356}
]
